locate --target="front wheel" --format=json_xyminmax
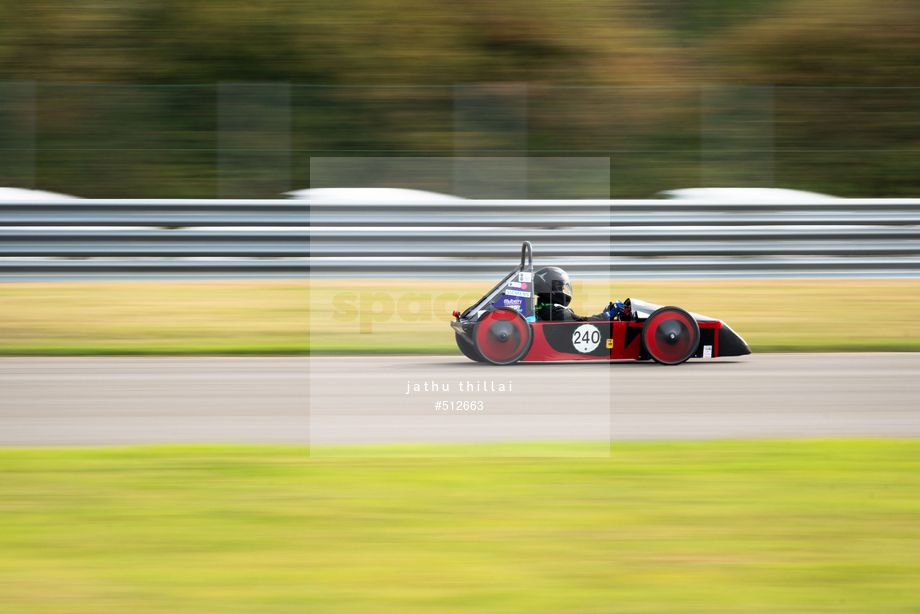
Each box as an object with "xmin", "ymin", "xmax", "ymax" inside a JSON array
[
  {"xmin": 473, "ymin": 308, "xmax": 533, "ymax": 365},
  {"xmin": 641, "ymin": 306, "xmax": 700, "ymax": 365}
]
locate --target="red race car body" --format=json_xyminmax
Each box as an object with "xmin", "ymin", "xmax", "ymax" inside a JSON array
[{"xmin": 451, "ymin": 242, "xmax": 750, "ymax": 365}]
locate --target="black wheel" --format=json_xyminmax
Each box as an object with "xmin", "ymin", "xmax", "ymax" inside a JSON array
[
  {"xmin": 472, "ymin": 308, "xmax": 533, "ymax": 365},
  {"xmin": 641, "ymin": 306, "xmax": 700, "ymax": 365},
  {"xmin": 455, "ymin": 332, "xmax": 486, "ymax": 362}
]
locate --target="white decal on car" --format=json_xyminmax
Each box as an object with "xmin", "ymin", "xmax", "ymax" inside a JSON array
[{"xmin": 572, "ymin": 324, "xmax": 602, "ymax": 353}]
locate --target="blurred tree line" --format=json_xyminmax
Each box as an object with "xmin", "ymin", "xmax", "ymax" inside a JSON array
[{"xmin": 1, "ymin": 0, "xmax": 919, "ymax": 197}]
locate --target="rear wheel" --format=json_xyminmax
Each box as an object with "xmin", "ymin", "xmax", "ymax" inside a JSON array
[
  {"xmin": 473, "ymin": 308, "xmax": 533, "ymax": 365},
  {"xmin": 641, "ymin": 306, "xmax": 700, "ymax": 365},
  {"xmin": 455, "ymin": 332, "xmax": 486, "ymax": 362}
]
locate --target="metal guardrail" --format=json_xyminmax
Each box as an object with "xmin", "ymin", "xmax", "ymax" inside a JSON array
[
  {"xmin": 4, "ymin": 199, "xmax": 920, "ymax": 226},
  {"xmin": 1, "ymin": 198, "xmax": 919, "ymax": 280}
]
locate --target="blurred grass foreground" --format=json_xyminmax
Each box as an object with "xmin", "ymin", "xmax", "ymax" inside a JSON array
[
  {"xmin": 1, "ymin": 440, "xmax": 918, "ymax": 612},
  {"xmin": 1, "ymin": 279, "xmax": 919, "ymax": 355}
]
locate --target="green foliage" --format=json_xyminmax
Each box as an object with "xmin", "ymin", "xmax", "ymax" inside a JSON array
[{"xmin": 1, "ymin": 1, "xmax": 919, "ymax": 197}]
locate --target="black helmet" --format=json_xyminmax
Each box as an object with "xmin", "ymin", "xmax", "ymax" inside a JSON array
[{"xmin": 534, "ymin": 266, "xmax": 572, "ymax": 307}]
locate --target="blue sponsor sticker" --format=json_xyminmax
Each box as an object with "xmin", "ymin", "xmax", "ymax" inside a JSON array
[
  {"xmin": 496, "ymin": 296, "xmax": 524, "ymax": 311},
  {"xmin": 505, "ymin": 289, "xmax": 531, "ymax": 298}
]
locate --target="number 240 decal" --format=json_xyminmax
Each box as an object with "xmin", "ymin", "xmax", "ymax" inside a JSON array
[{"xmin": 572, "ymin": 324, "xmax": 602, "ymax": 353}]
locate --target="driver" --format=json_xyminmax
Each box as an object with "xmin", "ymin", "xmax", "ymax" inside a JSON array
[{"xmin": 534, "ymin": 266, "xmax": 626, "ymax": 322}]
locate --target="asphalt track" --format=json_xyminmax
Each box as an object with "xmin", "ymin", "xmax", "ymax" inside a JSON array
[{"xmin": 1, "ymin": 354, "xmax": 918, "ymax": 447}]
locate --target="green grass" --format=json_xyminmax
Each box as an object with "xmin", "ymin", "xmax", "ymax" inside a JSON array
[
  {"xmin": 1, "ymin": 440, "xmax": 919, "ymax": 612},
  {"xmin": 1, "ymin": 279, "xmax": 919, "ymax": 355}
]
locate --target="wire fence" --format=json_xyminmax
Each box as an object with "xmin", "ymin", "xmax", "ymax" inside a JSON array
[{"xmin": 3, "ymin": 83, "xmax": 920, "ymax": 199}]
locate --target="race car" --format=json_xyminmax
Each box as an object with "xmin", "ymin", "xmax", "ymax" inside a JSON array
[{"xmin": 450, "ymin": 242, "xmax": 751, "ymax": 365}]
